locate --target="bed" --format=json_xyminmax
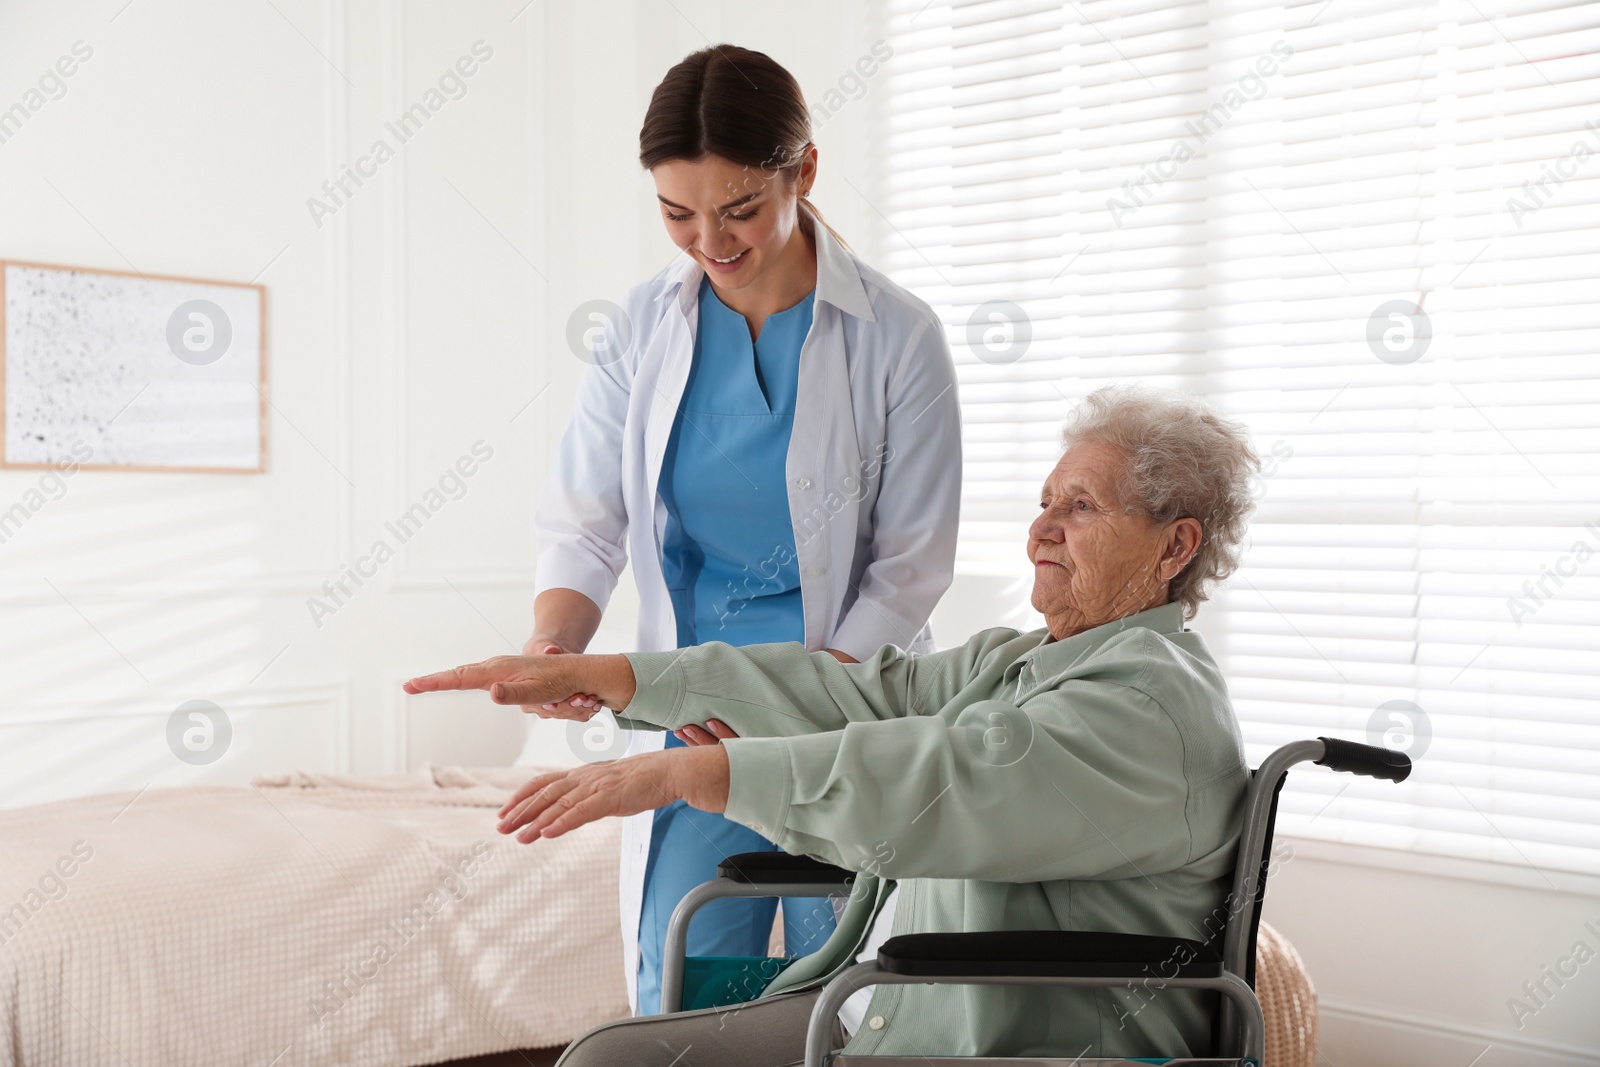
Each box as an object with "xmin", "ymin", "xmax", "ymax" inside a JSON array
[{"xmin": 0, "ymin": 765, "xmax": 629, "ymax": 1067}]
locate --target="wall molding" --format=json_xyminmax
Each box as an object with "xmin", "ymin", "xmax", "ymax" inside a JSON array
[
  {"xmin": 0, "ymin": 573, "xmax": 340, "ymax": 602},
  {"xmin": 0, "ymin": 684, "xmax": 353, "ymax": 799},
  {"xmin": 0, "ymin": 681, "xmax": 351, "ymax": 723},
  {"xmin": 384, "ymin": 3, "xmax": 551, "ymax": 589},
  {"xmin": 389, "ymin": 569, "xmax": 538, "ymax": 590},
  {"xmin": 1319, "ymin": 996, "xmax": 1600, "ymax": 1067},
  {"xmin": 1282, "ymin": 835, "xmax": 1600, "ymax": 900},
  {"xmin": 385, "ymin": 0, "xmax": 412, "ymax": 585},
  {"xmin": 0, "ymin": 567, "xmax": 539, "ymax": 602},
  {"xmin": 0, "ymin": 679, "xmax": 351, "ymax": 776},
  {"xmin": 326, "ymin": 0, "xmax": 355, "ymax": 570}
]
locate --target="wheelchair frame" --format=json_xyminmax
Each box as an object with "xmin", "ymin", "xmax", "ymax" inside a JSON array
[{"xmin": 661, "ymin": 735, "xmax": 1411, "ymax": 1067}]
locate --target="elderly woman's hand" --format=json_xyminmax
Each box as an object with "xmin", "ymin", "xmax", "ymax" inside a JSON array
[
  {"xmin": 496, "ymin": 746, "xmax": 730, "ymax": 841},
  {"xmin": 402, "ymin": 652, "xmax": 637, "ymax": 718}
]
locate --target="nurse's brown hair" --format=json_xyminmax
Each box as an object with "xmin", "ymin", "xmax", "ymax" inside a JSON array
[{"xmin": 640, "ymin": 45, "xmax": 844, "ymax": 244}]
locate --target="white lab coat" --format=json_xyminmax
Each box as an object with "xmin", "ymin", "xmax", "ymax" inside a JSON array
[{"xmin": 533, "ymin": 221, "xmax": 961, "ymax": 1012}]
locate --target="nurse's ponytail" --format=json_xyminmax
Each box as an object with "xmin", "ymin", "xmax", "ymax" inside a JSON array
[{"xmin": 640, "ymin": 45, "xmax": 848, "ymax": 248}]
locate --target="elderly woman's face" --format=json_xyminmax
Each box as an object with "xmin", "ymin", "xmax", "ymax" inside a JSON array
[{"xmin": 1027, "ymin": 439, "xmax": 1193, "ymax": 639}]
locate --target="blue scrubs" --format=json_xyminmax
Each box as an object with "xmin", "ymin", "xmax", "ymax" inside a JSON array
[{"xmin": 635, "ymin": 277, "xmax": 837, "ymax": 1015}]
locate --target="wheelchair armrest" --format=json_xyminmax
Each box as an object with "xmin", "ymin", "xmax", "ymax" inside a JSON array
[
  {"xmin": 716, "ymin": 851, "xmax": 856, "ymax": 888},
  {"xmin": 660, "ymin": 853, "xmax": 857, "ymax": 1014},
  {"xmin": 876, "ymin": 930, "xmax": 1222, "ymax": 979},
  {"xmin": 805, "ymin": 940, "xmax": 1258, "ymax": 1067},
  {"xmin": 1315, "ymin": 736, "xmax": 1412, "ymax": 782}
]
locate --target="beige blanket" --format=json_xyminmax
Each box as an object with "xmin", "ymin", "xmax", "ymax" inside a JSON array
[{"xmin": 0, "ymin": 765, "xmax": 628, "ymax": 1067}]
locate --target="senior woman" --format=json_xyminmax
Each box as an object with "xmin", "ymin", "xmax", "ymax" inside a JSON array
[{"xmin": 406, "ymin": 386, "xmax": 1261, "ymax": 1063}]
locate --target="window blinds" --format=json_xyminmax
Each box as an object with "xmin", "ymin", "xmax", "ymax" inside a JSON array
[{"xmin": 871, "ymin": 0, "xmax": 1600, "ymax": 877}]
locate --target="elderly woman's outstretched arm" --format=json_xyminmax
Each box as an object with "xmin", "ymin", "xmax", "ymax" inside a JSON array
[
  {"xmin": 406, "ymin": 383, "xmax": 1258, "ymax": 877},
  {"xmin": 401, "ymin": 629, "xmax": 1034, "ymax": 846},
  {"xmin": 612, "ymin": 628, "xmax": 1020, "ymax": 738},
  {"xmin": 616, "ymin": 617, "xmax": 1215, "ymax": 884}
]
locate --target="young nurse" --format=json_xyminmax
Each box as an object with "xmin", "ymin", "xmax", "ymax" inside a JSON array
[{"xmin": 527, "ymin": 44, "xmax": 961, "ymax": 1015}]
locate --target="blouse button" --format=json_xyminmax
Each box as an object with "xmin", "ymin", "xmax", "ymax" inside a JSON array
[
  {"xmin": 795, "ymin": 477, "xmax": 813, "ymax": 490},
  {"xmin": 869, "ymin": 1015, "xmax": 886, "ymax": 1031}
]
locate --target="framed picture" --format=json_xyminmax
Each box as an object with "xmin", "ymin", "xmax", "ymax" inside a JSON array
[{"xmin": 1, "ymin": 259, "xmax": 266, "ymax": 473}]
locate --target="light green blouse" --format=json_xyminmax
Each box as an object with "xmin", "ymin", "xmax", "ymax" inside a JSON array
[{"xmin": 620, "ymin": 601, "xmax": 1249, "ymax": 1059}]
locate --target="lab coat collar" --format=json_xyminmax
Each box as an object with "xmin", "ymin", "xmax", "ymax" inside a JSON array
[{"xmin": 655, "ymin": 216, "xmax": 876, "ymax": 322}]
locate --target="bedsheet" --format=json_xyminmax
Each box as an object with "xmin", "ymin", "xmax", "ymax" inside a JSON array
[{"xmin": 0, "ymin": 765, "xmax": 628, "ymax": 1066}]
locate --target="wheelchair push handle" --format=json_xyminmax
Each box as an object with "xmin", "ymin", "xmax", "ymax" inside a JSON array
[{"xmin": 1315, "ymin": 736, "xmax": 1412, "ymax": 782}]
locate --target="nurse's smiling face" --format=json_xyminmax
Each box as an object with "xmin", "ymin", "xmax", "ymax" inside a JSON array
[{"xmin": 651, "ymin": 151, "xmax": 817, "ymax": 304}]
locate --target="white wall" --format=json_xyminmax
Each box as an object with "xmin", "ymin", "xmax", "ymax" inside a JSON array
[
  {"xmin": 1266, "ymin": 841, "xmax": 1600, "ymax": 1066},
  {"xmin": 0, "ymin": 0, "xmax": 570, "ymax": 803},
  {"xmin": 0, "ymin": 0, "xmax": 885, "ymax": 793},
  {"xmin": 4, "ymin": 2, "xmax": 1594, "ymax": 1064}
]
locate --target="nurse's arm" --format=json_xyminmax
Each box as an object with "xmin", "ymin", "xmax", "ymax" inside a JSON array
[{"xmin": 525, "ymin": 588, "xmax": 603, "ymax": 657}]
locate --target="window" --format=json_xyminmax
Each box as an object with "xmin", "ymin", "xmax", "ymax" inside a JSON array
[{"xmin": 872, "ymin": 0, "xmax": 1600, "ymax": 876}]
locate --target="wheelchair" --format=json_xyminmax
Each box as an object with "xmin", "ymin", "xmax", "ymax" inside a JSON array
[{"xmin": 660, "ymin": 736, "xmax": 1411, "ymax": 1066}]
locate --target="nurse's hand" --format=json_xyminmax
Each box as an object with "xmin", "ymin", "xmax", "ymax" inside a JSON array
[
  {"xmin": 496, "ymin": 746, "xmax": 730, "ymax": 842},
  {"xmin": 673, "ymin": 719, "xmax": 739, "ymax": 746}
]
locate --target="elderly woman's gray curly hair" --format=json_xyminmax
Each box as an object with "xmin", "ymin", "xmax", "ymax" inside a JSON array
[{"xmin": 1060, "ymin": 385, "xmax": 1261, "ymax": 619}]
